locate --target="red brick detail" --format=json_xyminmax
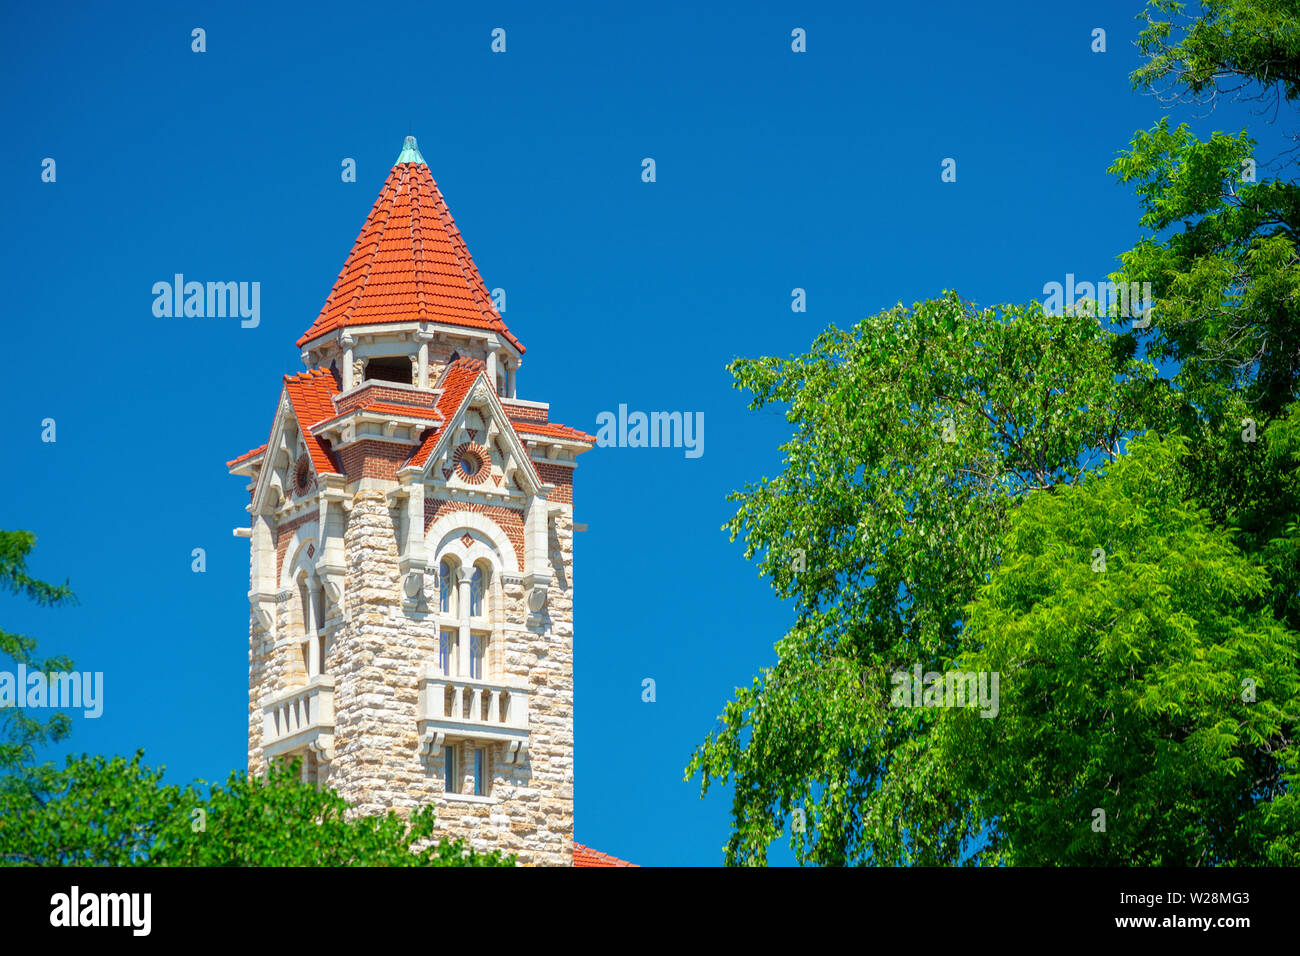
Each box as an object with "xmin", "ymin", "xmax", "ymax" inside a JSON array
[
  {"xmin": 535, "ymin": 462, "xmax": 575, "ymax": 505},
  {"xmin": 334, "ymin": 382, "xmax": 437, "ymax": 414},
  {"xmin": 425, "ymin": 499, "xmax": 524, "ymax": 561},
  {"xmin": 338, "ymin": 440, "xmax": 412, "ymax": 481},
  {"xmin": 501, "ymin": 400, "xmax": 548, "ymax": 423},
  {"xmin": 275, "ymin": 512, "xmax": 319, "ymax": 582}
]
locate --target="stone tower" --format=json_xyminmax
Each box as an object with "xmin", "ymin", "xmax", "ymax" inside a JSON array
[{"xmin": 227, "ymin": 136, "xmax": 595, "ymax": 866}]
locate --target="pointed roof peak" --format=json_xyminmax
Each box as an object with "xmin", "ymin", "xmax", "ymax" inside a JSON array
[
  {"xmin": 297, "ymin": 143, "xmax": 523, "ymax": 353},
  {"xmin": 396, "ymin": 134, "xmax": 426, "ymax": 165}
]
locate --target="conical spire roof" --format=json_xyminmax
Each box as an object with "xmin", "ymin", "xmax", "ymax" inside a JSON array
[{"xmin": 297, "ymin": 136, "xmax": 522, "ymax": 352}]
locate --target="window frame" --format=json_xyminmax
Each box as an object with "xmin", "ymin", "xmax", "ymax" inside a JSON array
[
  {"xmin": 439, "ymin": 560, "xmax": 454, "ymax": 616},
  {"xmin": 473, "ymin": 747, "xmax": 486, "ymax": 796},
  {"xmin": 444, "ymin": 746, "xmax": 457, "ymax": 794}
]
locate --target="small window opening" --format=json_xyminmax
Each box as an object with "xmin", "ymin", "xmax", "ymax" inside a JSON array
[{"xmin": 365, "ymin": 356, "xmax": 411, "ymax": 384}]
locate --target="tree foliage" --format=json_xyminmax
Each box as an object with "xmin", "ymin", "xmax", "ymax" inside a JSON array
[
  {"xmin": 1133, "ymin": 0, "xmax": 1300, "ymax": 110},
  {"xmin": 936, "ymin": 433, "xmax": 1300, "ymax": 866},
  {"xmin": 687, "ymin": 296, "xmax": 1163, "ymax": 865},
  {"xmin": 0, "ymin": 752, "xmax": 512, "ymax": 867},
  {"xmin": 690, "ymin": 0, "xmax": 1300, "ymax": 866},
  {"xmin": 1113, "ymin": 2, "xmax": 1300, "ymax": 629},
  {"xmin": 0, "ymin": 530, "xmax": 76, "ymax": 805}
]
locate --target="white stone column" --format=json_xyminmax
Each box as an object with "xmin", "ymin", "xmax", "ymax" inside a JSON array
[
  {"xmin": 486, "ymin": 351, "xmax": 499, "ymax": 394},
  {"xmin": 506, "ymin": 363, "xmax": 516, "ymax": 398},
  {"xmin": 251, "ymin": 513, "xmax": 275, "ymax": 594},
  {"xmin": 524, "ymin": 494, "xmax": 551, "ymax": 579},
  {"xmin": 397, "ymin": 476, "xmax": 425, "ymax": 576},
  {"xmin": 309, "ymin": 577, "xmax": 324, "ymax": 676},
  {"xmin": 306, "ymin": 578, "xmax": 320, "ymax": 634},
  {"xmin": 340, "ymin": 335, "xmax": 355, "ymax": 391},
  {"xmin": 457, "ymin": 575, "xmax": 472, "ymax": 677}
]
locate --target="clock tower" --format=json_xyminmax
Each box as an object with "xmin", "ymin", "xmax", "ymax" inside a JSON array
[{"xmin": 228, "ymin": 137, "xmax": 595, "ymax": 866}]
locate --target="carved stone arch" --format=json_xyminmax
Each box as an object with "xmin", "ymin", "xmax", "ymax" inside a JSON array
[
  {"xmin": 461, "ymin": 543, "xmax": 503, "ymax": 624},
  {"xmin": 432, "ymin": 537, "xmax": 498, "ymax": 606},
  {"xmin": 425, "ymin": 511, "xmax": 519, "ymax": 574},
  {"xmin": 429, "ymin": 530, "xmax": 506, "ymax": 680},
  {"xmin": 278, "ymin": 522, "xmax": 321, "ymax": 591},
  {"xmin": 457, "ymin": 539, "xmax": 499, "ymax": 573}
]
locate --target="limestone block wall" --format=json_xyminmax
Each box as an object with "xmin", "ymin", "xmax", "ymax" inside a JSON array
[
  {"xmin": 248, "ymin": 513, "xmax": 338, "ymax": 778},
  {"xmin": 248, "ymin": 485, "xmax": 576, "ymax": 866}
]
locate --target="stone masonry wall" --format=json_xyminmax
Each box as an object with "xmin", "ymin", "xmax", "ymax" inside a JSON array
[
  {"xmin": 249, "ymin": 479, "xmax": 575, "ymax": 865},
  {"xmin": 309, "ymin": 488, "xmax": 574, "ymax": 866}
]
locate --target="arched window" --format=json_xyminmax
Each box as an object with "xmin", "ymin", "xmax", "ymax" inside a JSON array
[
  {"xmin": 439, "ymin": 560, "xmax": 453, "ymax": 614},
  {"xmin": 431, "ymin": 548, "xmax": 495, "ymax": 683},
  {"xmin": 469, "ymin": 566, "xmax": 484, "ymax": 618},
  {"xmin": 470, "ymin": 634, "xmax": 483, "ymax": 679},
  {"xmin": 439, "ymin": 631, "xmax": 452, "ymax": 675},
  {"xmin": 294, "ymin": 568, "xmax": 325, "ymax": 680}
]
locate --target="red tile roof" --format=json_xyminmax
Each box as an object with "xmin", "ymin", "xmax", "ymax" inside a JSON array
[
  {"xmin": 572, "ymin": 842, "xmax": 638, "ymax": 867},
  {"xmin": 513, "ymin": 421, "xmax": 598, "ymax": 443},
  {"xmin": 283, "ymin": 368, "xmax": 342, "ymax": 475},
  {"xmin": 232, "ymin": 359, "xmax": 592, "ymax": 481},
  {"xmin": 407, "ymin": 358, "xmax": 485, "ymax": 468},
  {"xmin": 297, "ymin": 160, "xmax": 523, "ymax": 353},
  {"xmin": 226, "ymin": 443, "xmax": 267, "ymax": 468},
  {"xmin": 406, "ymin": 358, "xmax": 594, "ymax": 471}
]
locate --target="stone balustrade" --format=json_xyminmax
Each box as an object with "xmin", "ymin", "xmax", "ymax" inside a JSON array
[
  {"xmin": 417, "ymin": 664, "xmax": 529, "ymax": 763},
  {"xmin": 262, "ymin": 674, "xmax": 335, "ymax": 762}
]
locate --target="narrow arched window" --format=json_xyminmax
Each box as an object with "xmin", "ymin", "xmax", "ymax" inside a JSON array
[
  {"xmin": 297, "ymin": 571, "xmax": 313, "ymax": 637},
  {"xmin": 439, "ymin": 561, "xmax": 452, "ymax": 614},
  {"xmin": 439, "ymin": 630, "xmax": 453, "ymax": 675},
  {"xmin": 470, "ymin": 634, "xmax": 483, "ymax": 679},
  {"xmin": 469, "ymin": 566, "xmax": 484, "ymax": 618}
]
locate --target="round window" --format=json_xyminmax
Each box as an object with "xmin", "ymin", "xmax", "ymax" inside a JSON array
[
  {"xmin": 455, "ymin": 443, "xmax": 490, "ymax": 484},
  {"xmin": 293, "ymin": 455, "xmax": 313, "ymax": 495}
]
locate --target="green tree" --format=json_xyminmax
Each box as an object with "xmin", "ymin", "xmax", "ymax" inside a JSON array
[
  {"xmin": 1113, "ymin": 1, "xmax": 1300, "ymax": 630},
  {"xmin": 0, "ymin": 530, "xmax": 76, "ymax": 806},
  {"xmin": 686, "ymin": 295, "xmax": 1162, "ymax": 865},
  {"xmin": 0, "ymin": 752, "xmax": 512, "ymax": 867},
  {"xmin": 1133, "ymin": 0, "xmax": 1300, "ymax": 111},
  {"xmin": 687, "ymin": 0, "xmax": 1300, "ymax": 867},
  {"xmin": 935, "ymin": 433, "xmax": 1300, "ymax": 866}
]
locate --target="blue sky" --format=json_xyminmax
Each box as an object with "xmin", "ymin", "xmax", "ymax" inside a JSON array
[{"xmin": 0, "ymin": 0, "xmax": 1290, "ymax": 866}]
